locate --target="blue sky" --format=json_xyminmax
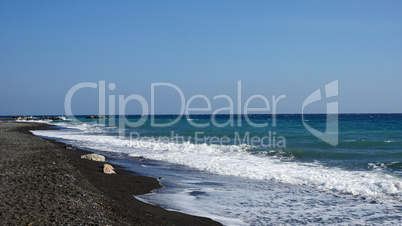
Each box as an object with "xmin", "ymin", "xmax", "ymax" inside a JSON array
[{"xmin": 1, "ymin": 0, "xmax": 401, "ymax": 115}]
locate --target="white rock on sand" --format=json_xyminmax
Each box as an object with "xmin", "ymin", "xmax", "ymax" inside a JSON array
[
  {"xmin": 80, "ymin": 153, "xmax": 105, "ymax": 162},
  {"xmin": 103, "ymin": 164, "xmax": 116, "ymax": 174}
]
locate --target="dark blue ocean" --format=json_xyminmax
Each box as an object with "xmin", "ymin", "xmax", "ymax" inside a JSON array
[{"xmin": 22, "ymin": 114, "xmax": 402, "ymax": 225}]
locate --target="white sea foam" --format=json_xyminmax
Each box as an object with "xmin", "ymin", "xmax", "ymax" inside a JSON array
[
  {"xmin": 137, "ymin": 188, "xmax": 247, "ymax": 225},
  {"xmin": 137, "ymin": 174, "xmax": 402, "ymax": 225},
  {"xmin": 15, "ymin": 116, "xmax": 68, "ymax": 122},
  {"xmin": 31, "ymin": 124, "xmax": 402, "ymax": 201}
]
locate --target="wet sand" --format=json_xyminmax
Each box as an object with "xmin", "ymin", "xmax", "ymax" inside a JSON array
[{"xmin": 0, "ymin": 120, "xmax": 220, "ymax": 225}]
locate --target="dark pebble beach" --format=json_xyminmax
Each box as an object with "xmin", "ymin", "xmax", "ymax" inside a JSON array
[{"xmin": 0, "ymin": 120, "xmax": 220, "ymax": 225}]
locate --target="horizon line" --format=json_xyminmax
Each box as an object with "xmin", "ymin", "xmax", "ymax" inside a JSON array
[{"xmin": 2, "ymin": 112, "xmax": 402, "ymax": 117}]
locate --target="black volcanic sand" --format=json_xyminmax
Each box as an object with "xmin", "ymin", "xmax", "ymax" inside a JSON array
[{"xmin": 0, "ymin": 120, "xmax": 221, "ymax": 225}]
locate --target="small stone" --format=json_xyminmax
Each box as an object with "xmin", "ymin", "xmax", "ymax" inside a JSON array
[
  {"xmin": 65, "ymin": 146, "xmax": 76, "ymax": 150},
  {"xmin": 103, "ymin": 164, "xmax": 116, "ymax": 174},
  {"xmin": 80, "ymin": 154, "xmax": 105, "ymax": 162}
]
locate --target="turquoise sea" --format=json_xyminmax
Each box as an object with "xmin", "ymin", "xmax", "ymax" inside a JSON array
[{"xmin": 16, "ymin": 114, "xmax": 402, "ymax": 224}]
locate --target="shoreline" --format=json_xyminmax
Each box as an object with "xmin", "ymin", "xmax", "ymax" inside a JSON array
[{"xmin": 0, "ymin": 120, "xmax": 220, "ymax": 225}]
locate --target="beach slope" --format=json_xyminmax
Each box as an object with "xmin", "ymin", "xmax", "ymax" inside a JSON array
[{"xmin": 0, "ymin": 120, "xmax": 220, "ymax": 225}]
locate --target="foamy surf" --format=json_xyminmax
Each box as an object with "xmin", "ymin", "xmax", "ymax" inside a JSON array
[
  {"xmin": 29, "ymin": 114, "xmax": 402, "ymax": 225},
  {"xmin": 32, "ymin": 124, "xmax": 402, "ymax": 201}
]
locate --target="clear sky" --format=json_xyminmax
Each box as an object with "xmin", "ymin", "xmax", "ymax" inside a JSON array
[{"xmin": 1, "ymin": 0, "xmax": 401, "ymax": 115}]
